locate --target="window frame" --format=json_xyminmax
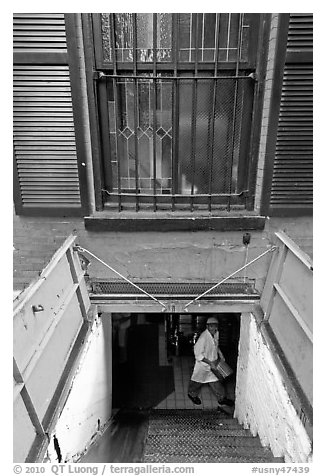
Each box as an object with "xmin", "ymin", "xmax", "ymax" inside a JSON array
[{"xmin": 83, "ymin": 13, "xmax": 266, "ymax": 214}]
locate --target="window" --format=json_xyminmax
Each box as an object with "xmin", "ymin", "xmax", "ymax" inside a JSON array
[{"xmin": 93, "ymin": 13, "xmax": 260, "ymax": 211}]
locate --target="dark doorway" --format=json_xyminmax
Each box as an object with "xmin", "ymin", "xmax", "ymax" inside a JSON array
[
  {"xmin": 112, "ymin": 312, "xmax": 240, "ymax": 410},
  {"xmin": 112, "ymin": 313, "xmax": 174, "ymax": 409}
]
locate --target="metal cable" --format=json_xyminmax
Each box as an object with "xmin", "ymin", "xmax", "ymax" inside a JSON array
[
  {"xmin": 75, "ymin": 245, "xmax": 167, "ymax": 309},
  {"xmin": 74, "ymin": 244, "xmax": 277, "ymax": 312},
  {"xmin": 183, "ymin": 246, "xmax": 277, "ymax": 309}
]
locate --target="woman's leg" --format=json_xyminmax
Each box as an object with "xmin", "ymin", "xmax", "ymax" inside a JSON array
[
  {"xmin": 208, "ymin": 380, "xmax": 226, "ymax": 403},
  {"xmin": 188, "ymin": 380, "xmax": 202, "ymax": 398},
  {"xmin": 188, "ymin": 380, "xmax": 202, "ymax": 404}
]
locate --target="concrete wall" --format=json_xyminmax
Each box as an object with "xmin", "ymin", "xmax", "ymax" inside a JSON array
[
  {"xmin": 44, "ymin": 313, "xmax": 112, "ymax": 463},
  {"xmin": 235, "ymin": 313, "xmax": 312, "ymax": 463}
]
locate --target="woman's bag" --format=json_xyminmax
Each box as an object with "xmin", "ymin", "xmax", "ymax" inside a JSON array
[{"xmin": 211, "ymin": 357, "xmax": 233, "ymax": 381}]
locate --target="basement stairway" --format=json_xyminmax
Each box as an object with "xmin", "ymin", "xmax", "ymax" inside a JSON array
[{"xmin": 143, "ymin": 409, "xmax": 284, "ymax": 463}]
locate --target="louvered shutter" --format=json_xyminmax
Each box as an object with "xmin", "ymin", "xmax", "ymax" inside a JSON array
[
  {"xmin": 13, "ymin": 13, "xmax": 87, "ymax": 216},
  {"xmin": 269, "ymin": 14, "xmax": 313, "ymax": 216}
]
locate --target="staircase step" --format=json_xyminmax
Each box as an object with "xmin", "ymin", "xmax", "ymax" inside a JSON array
[
  {"xmin": 148, "ymin": 428, "xmax": 252, "ymax": 437},
  {"xmin": 143, "ymin": 454, "xmax": 282, "ymax": 463},
  {"xmin": 145, "ymin": 436, "xmax": 266, "ymax": 449},
  {"xmin": 148, "ymin": 420, "xmax": 245, "ymax": 430},
  {"xmin": 143, "ymin": 409, "xmax": 282, "ymax": 464},
  {"xmin": 145, "ymin": 444, "xmax": 276, "ymax": 458},
  {"xmin": 150, "ymin": 409, "xmax": 233, "ymax": 418}
]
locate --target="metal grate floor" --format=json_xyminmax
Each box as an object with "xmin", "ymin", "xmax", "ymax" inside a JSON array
[
  {"xmin": 90, "ymin": 280, "xmax": 259, "ymax": 300},
  {"xmin": 143, "ymin": 410, "xmax": 284, "ymax": 463}
]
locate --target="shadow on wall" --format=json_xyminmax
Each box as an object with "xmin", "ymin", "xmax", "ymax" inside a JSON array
[{"xmin": 112, "ymin": 316, "xmax": 174, "ymax": 409}]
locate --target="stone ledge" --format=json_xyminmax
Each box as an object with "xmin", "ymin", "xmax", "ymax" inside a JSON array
[{"xmin": 84, "ymin": 215, "xmax": 266, "ymax": 232}]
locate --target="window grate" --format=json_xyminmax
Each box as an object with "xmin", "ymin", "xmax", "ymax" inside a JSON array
[
  {"xmin": 100, "ymin": 13, "xmax": 251, "ymax": 64},
  {"xmin": 93, "ymin": 13, "xmax": 259, "ymax": 212}
]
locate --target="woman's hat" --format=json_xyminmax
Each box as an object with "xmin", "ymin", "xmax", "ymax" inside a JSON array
[{"xmin": 206, "ymin": 317, "xmax": 219, "ymax": 324}]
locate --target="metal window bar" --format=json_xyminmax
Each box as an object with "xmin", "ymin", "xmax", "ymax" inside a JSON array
[
  {"xmin": 171, "ymin": 13, "xmax": 179, "ymax": 211},
  {"xmin": 190, "ymin": 14, "xmax": 199, "ymax": 211},
  {"xmin": 244, "ymin": 76, "xmax": 257, "ymax": 211},
  {"xmin": 98, "ymin": 73, "xmax": 251, "ymax": 80},
  {"xmin": 201, "ymin": 14, "xmax": 205, "ymax": 62},
  {"xmin": 208, "ymin": 13, "xmax": 221, "ymax": 211},
  {"xmin": 152, "ymin": 13, "xmax": 158, "ymax": 211},
  {"xmin": 132, "ymin": 14, "xmax": 140, "ymax": 211},
  {"xmin": 228, "ymin": 13, "xmax": 244, "ymax": 211},
  {"xmin": 226, "ymin": 13, "xmax": 231, "ymax": 62},
  {"xmin": 110, "ymin": 13, "xmax": 122, "ymax": 212}
]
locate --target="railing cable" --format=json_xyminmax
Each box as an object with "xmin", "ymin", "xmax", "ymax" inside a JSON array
[
  {"xmin": 183, "ymin": 246, "xmax": 277, "ymax": 310},
  {"xmin": 74, "ymin": 244, "xmax": 277, "ymax": 312},
  {"xmin": 74, "ymin": 245, "xmax": 167, "ymax": 310}
]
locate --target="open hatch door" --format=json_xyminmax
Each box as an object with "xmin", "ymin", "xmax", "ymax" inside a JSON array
[{"xmin": 13, "ymin": 235, "xmax": 93, "ymax": 462}]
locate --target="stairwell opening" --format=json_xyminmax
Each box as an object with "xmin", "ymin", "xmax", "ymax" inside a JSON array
[
  {"xmin": 81, "ymin": 311, "xmax": 283, "ymax": 463},
  {"xmin": 111, "ymin": 312, "xmax": 240, "ymax": 411}
]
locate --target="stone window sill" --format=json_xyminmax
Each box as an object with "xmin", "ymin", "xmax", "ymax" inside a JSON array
[{"xmin": 84, "ymin": 211, "xmax": 266, "ymax": 232}]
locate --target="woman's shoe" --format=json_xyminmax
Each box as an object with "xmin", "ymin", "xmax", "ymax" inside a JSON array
[{"xmin": 188, "ymin": 393, "xmax": 201, "ymax": 405}]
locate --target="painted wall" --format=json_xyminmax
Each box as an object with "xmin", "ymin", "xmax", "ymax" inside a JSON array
[
  {"xmin": 260, "ymin": 233, "xmax": 313, "ymax": 404},
  {"xmin": 45, "ymin": 313, "xmax": 112, "ymax": 462},
  {"xmin": 13, "ymin": 237, "xmax": 89, "ymax": 463},
  {"xmin": 235, "ymin": 313, "xmax": 312, "ymax": 463},
  {"xmin": 13, "ymin": 213, "xmax": 313, "ymax": 296},
  {"xmin": 13, "ymin": 394, "xmax": 37, "ymax": 463}
]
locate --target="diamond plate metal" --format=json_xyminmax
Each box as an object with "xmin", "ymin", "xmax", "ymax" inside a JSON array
[
  {"xmin": 143, "ymin": 454, "xmax": 280, "ymax": 463},
  {"xmin": 148, "ymin": 428, "xmax": 252, "ymax": 437},
  {"xmin": 142, "ymin": 410, "xmax": 283, "ymax": 464}
]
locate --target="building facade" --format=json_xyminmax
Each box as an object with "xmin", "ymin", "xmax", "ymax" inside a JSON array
[
  {"xmin": 13, "ymin": 13, "xmax": 312, "ymax": 221},
  {"xmin": 13, "ymin": 13, "xmax": 313, "ymax": 463}
]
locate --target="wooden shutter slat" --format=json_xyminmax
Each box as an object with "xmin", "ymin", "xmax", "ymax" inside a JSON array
[
  {"xmin": 15, "ymin": 148, "xmax": 77, "ymax": 152},
  {"xmin": 13, "ymin": 65, "xmax": 69, "ymax": 71},
  {"xmin": 269, "ymin": 13, "xmax": 313, "ymax": 212},
  {"xmin": 14, "ymin": 82, "xmax": 71, "ymax": 87},
  {"xmin": 14, "ymin": 59, "xmax": 82, "ymax": 211},
  {"xmin": 14, "ymin": 31, "xmax": 66, "ymax": 36},
  {"xmin": 13, "ymin": 14, "xmax": 67, "ymax": 56}
]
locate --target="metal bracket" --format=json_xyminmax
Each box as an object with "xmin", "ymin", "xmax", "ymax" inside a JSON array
[
  {"xmin": 93, "ymin": 70, "xmax": 105, "ymax": 81},
  {"xmin": 239, "ymin": 189, "xmax": 249, "ymax": 198},
  {"xmin": 32, "ymin": 305, "xmax": 44, "ymax": 313},
  {"xmin": 247, "ymin": 72, "xmax": 258, "ymax": 81}
]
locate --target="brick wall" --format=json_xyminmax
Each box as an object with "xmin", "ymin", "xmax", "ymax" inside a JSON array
[{"xmin": 234, "ymin": 312, "xmax": 312, "ymax": 462}]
